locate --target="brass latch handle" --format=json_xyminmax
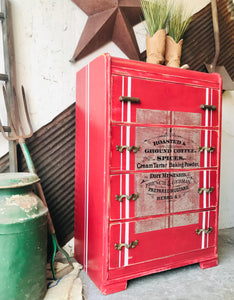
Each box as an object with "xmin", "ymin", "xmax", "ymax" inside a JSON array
[
  {"xmin": 200, "ymin": 104, "xmax": 217, "ymax": 111},
  {"xmin": 116, "ymin": 145, "xmax": 140, "ymax": 153},
  {"xmin": 119, "ymin": 96, "xmax": 141, "ymax": 103},
  {"xmin": 198, "ymin": 187, "xmax": 214, "ymax": 194},
  {"xmin": 115, "ymin": 193, "xmax": 139, "ymax": 202},
  {"xmin": 199, "ymin": 146, "xmax": 215, "ymax": 153},
  {"xmin": 115, "ymin": 240, "xmax": 139, "ymax": 251},
  {"xmin": 196, "ymin": 227, "xmax": 213, "ymax": 235}
]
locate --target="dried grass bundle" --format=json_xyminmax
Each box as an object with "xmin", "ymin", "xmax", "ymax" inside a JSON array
[
  {"xmin": 167, "ymin": 3, "xmax": 191, "ymax": 43},
  {"xmin": 140, "ymin": 0, "xmax": 170, "ymax": 37}
]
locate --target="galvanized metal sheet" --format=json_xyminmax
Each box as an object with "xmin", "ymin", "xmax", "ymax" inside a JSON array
[
  {"xmin": 0, "ymin": 153, "xmax": 9, "ymax": 173},
  {"xmin": 181, "ymin": 0, "xmax": 234, "ymax": 80},
  {"xmin": 17, "ymin": 103, "xmax": 75, "ymax": 247}
]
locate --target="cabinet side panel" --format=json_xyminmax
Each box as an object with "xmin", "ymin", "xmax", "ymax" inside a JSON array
[
  {"xmin": 75, "ymin": 67, "xmax": 87, "ymax": 265},
  {"xmin": 86, "ymin": 55, "xmax": 111, "ymax": 286}
]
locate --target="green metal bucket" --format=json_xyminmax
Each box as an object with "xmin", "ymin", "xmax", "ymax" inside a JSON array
[{"xmin": 0, "ymin": 173, "xmax": 48, "ymax": 300}]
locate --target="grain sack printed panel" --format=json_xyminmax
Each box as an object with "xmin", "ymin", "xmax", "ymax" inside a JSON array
[
  {"xmin": 110, "ymin": 126, "xmax": 218, "ymax": 171},
  {"xmin": 110, "ymin": 171, "xmax": 217, "ymax": 221},
  {"xmin": 111, "ymin": 75, "xmax": 219, "ymax": 128},
  {"xmin": 135, "ymin": 126, "xmax": 201, "ymax": 170},
  {"xmin": 136, "ymin": 109, "xmax": 202, "ymax": 127},
  {"xmin": 109, "ymin": 210, "xmax": 216, "ymax": 269}
]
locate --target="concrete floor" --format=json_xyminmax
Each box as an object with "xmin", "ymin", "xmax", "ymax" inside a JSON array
[{"xmin": 80, "ymin": 227, "xmax": 234, "ymax": 300}]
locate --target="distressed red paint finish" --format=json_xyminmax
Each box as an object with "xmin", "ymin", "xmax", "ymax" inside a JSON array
[{"xmin": 74, "ymin": 54, "xmax": 222, "ymax": 295}]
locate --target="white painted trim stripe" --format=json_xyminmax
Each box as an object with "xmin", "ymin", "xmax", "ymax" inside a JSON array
[
  {"xmin": 202, "ymin": 88, "xmax": 209, "ymax": 249},
  {"xmin": 205, "ymin": 88, "xmax": 209, "ymax": 127},
  {"xmin": 84, "ymin": 67, "xmax": 88, "ymax": 268},
  {"xmin": 118, "ymin": 76, "xmax": 125, "ymax": 267},
  {"xmin": 85, "ymin": 63, "xmax": 90, "ymax": 270},
  {"xmin": 207, "ymin": 209, "xmax": 210, "ymax": 248},
  {"xmin": 209, "ymin": 89, "xmax": 213, "ymax": 168},
  {"xmin": 207, "ymin": 89, "xmax": 213, "ymax": 248},
  {"xmin": 202, "ymin": 178, "xmax": 206, "ymax": 249},
  {"xmin": 124, "ymin": 77, "xmax": 131, "ymax": 266},
  {"xmin": 210, "ymin": 89, "xmax": 213, "ymax": 127}
]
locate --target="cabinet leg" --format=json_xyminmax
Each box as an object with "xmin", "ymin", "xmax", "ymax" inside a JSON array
[
  {"xmin": 199, "ymin": 258, "xmax": 218, "ymax": 269},
  {"xmin": 100, "ymin": 281, "xmax": 127, "ymax": 295}
]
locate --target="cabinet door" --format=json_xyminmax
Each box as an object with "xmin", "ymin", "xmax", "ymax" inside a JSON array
[
  {"xmin": 109, "ymin": 211, "xmax": 216, "ymax": 269},
  {"xmin": 110, "ymin": 170, "xmax": 218, "ymax": 220},
  {"xmin": 111, "ymin": 126, "xmax": 218, "ymax": 171},
  {"xmin": 111, "ymin": 75, "xmax": 219, "ymax": 128}
]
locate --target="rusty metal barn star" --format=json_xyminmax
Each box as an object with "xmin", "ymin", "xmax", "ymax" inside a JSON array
[{"xmin": 71, "ymin": 0, "xmax": 142, "ymax": 62}]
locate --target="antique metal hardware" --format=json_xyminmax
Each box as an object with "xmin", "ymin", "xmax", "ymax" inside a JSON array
[
  {"xmin": 196, "ymin": 227, "xmax": 213, "ymax": 235},
  {"xmin": 119, "ymin": 96, "xmax": 141, "ymax": 103},
  {"xmin": 115, "ymin": 240, "xmax": 139, "ymax": 251},
  {"xmin": 199, "ymin": 146, "xmax": 215, "ymax": 153},
  {"xmin": 116, "ymin": 145, "xmax": 140, "ymax": 153},
  {"xmin": 115, "ymin": 193, "xmax": 139, "ymax": 202},
  {"xmin": 198, "ymin": 187, "xmax": 214, "ymax": 194},
  {"xmin": 200, "ymin": 104, "xmax": 217, "ymax": 111}
]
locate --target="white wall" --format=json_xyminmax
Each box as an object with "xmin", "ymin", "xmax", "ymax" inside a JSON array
[
  {"xmin": 219, "ymin": 91, "xmax": 234, "ymax": 228},
  {"xmin": 0, "ymin": 0, "xmax": 233, "ymax": 228}
]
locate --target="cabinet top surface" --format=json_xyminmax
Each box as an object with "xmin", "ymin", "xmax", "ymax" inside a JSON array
[{"xmin": 86, "ymin": 53, "xmax": 222, "ymax": 90}]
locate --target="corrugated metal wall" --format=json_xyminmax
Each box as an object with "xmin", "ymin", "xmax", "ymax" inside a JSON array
[
  {"xmin": 17, "ymin": 103, "xmax": 76, "ymax": 247},
  {"xmin": 0, "ymin": 104, "xmax": 75, "ymax": 249},
  {"xmin": 0, "ymin": 103, "xmax": 75, "ymax": 251},
  {"xmin": 0, "ymin": 152, "xmax": 9, "ymax": 173},
  {"xmin": 181, "ymin": 0, "xmax": 234, "ymax": 79},
  {"xmin": 0, "ymin": 0, "xmax": 233, "ymax": 247}
]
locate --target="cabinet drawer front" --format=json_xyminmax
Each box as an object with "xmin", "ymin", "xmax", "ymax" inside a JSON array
[
  {"xmin": 109, "ymin": 211, "xmax": 216, "ymax": 269},
  {"xmin": 111, "ymin": 126, "xmax": 218, "ymax": 171},
  {"xmin": 110, "ymin": 170, "xmax": 218, "ymax": 220},
  {"xmin": 111, "ymin": 75, "xmax": 219, "ymax": 127}
]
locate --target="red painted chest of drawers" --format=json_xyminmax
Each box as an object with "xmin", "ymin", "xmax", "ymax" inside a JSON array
[{"xmin": 74, "ymin": 54, "xmax": 222, "ymax": 295}]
